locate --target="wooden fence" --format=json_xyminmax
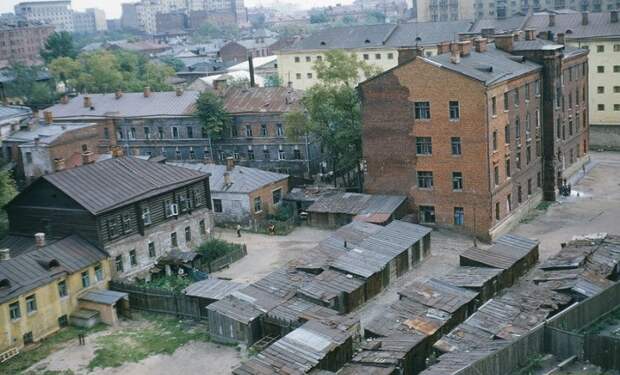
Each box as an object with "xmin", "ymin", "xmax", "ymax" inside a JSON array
[
  {"xmin": 206, "ymin": 244, "xmax": 247, "ymax": 273},
  {"xmin": 109, "ymin": 281, "xmax": 208, "ymax": 320},
  {"xmin": 584, "ymin": 334, "xmax": 620, "ymax": 370}
]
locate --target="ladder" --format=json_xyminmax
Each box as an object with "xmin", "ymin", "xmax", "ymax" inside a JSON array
[{"xmin": 0, "ymin": 347, "xmax": 19, "ymax": 363}]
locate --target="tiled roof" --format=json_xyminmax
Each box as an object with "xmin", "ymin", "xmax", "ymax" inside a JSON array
[
  {"xmin": 34, "ymin": 157, "xmax": 208, "ymax": 215},
  {"xmin": 222, "ymin": 87, "xmax": 302, "ymax": 114},
  {"xmin": 525, "ymin": 12, "xmax": 620, "ymax": 40},
  {"xmin": 170, "ymin": 162, "xmax": 288, "ymax": 194},
  {"xmin": 44, "ymin": 91, "xmax": 199, "ymax": 120},
  {"xmin": 0, "ymin": 235, "xmax": 107, "ymax": 304}
]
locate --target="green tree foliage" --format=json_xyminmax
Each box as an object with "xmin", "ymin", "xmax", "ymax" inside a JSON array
[
  {"xmin": 196, "ymin": 239, "xmax": 242, "ymax": 264},
  {"xmin": 192, "ymin": 22, "xmax": 239, "ymax": 43},
  {"xmin": 285, "ymin": 50, "xmax": 381, "ymax": 181},
  {"xmin": 41, "ymin": 32, "xmax": 77, "ymax": 63},
  {"xmin": 310, "ymin": 11, "xmax": 329, "ymax": 24},
  {"xmin": 195, "ymin": 91, "xmax": 231, "ymax": 139},
  {"xmin": 49, "ymin": 50, "xmax": 175, "ymax": 93},
  {"xmin": 3, "ymin": 64, "xmax": 56, "ymax": 109},
  {"xmin": 0, "ymin": 172, "xmax": 17, "ymax": 239},
  {"xmin": 159, "ymin": 56, "xmax": 185, "ymax": 72},
  {"xmin": 265, "ymin": 74, "xmax": 282, "ymax": 87}
]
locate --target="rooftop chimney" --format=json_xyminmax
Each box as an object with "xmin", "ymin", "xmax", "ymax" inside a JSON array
[
  {"xmin": 144, "ymin": 86, "xmax": 151, "ymax": 98},
  {"xmin": 557, "ymin": 32, "xmax": 566, "ymax": 45},
  {"xmin": 111, "ymin": 145, "xmax": 124, "ymax": 158},
  {"xmin": 450, "ymin": 43, "xmax": 461, "ymax": 64},
  {"xmin": 115, "ymin": 89, "xmax": 123, "ymax": 100},
  {"xmin": 43, "ymin": 110, "xmax": 53, "ymax": 125},
  {"xmin": 54, "ymin": 158, "xmax": 65, "ymax": 172},
  {"xmin": 83, "ymin": 96, "xmax": 92, "ymax": 108},
  {"xmin": 473, "ymin": 38, "xmax": 488, "ymax": 53},
  {"xmin": 549, "ymin": 14, "xmax": 555, "ymax": 27},
  {"xmin": 457, "ymin": 40, "xmax": 472, "ymax": 56},
  {"xmin": 481, "ymin": 28, "xmax": 495, "ymax": 38},
  {"xmin": 248, "ymin": 55, "xmax": 256, "ymax": 88},
  {"xmin": 436, "ymin": 41, "xmax": 451, "ymax": 55},
  {"xmin": 494, "ymin": 34, "xmax": 514, "ymax": 52},
  {"xmin": 0, "ymin": 248, "xmax": 9, "ymax": 261},
  {"xmin": 176, "ymin": 87, "xmax": 183, "ymax": 96},
  {"xmin": 60, "ymin": 95, "xmax": 69, "ymax": 104},
  {"xmin": 524, "ymin": 28, "xmax": 536, "ymax": 41},
  {"xmin": 582, "ymin": 12, "xmax": 589, "ymax": 25},
  {"xmin": 35, "ymin": 233, "xmax": 46, "ymax": 248},
  {"xmin": 226, "ymin": 156, "xmax": 235, "ymax": 171},
  {"xmin": 397, "ymin": 47, "xmax": 418, "ymax": 64},
  {"xmin": 611, "ymin": 10, "xmax": 618, "ymax": 23},
  {"xmin": 223, "ymin": 172, "xmax": 231, "ymax": 186},
  {"xmin": 82, "ymin": 151, "xmax": 95, "ymax": 165}
]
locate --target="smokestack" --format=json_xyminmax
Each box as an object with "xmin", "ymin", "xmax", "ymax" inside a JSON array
[
  {"xmin": 144, "ymin": 86, "xmax": 151, "ymax": 97},
  {"xmin": 226, "ymin": 156, "xmax": 235, "ymax": 171},
  {"xmin": 43, "ymin": 111, "xmax": 53, "ymax": 124},
  {"xmin": 54, "ymin": 158, "xmax": 65, "ymax": 171},
  {"xmin": 176, "ymin": 87, "xmax": 183, "ymax": 96},
  {"xmin": 436, "ymin": 41, "xmax": 451, "ymax": 55},
  {"xmin": 457, "ymin": 40, "xmax": 472, "ymax": 56},
  {"xmin": 248, "ymin": 55, "xmax": 256, "ymax": 88},
  {"xmin": 83, "ymin": 96, "xmax": 92, "ymax": 108},
  {"xmin": 450, "ymin": 43, "xmax": 460, "ymax": 64},
  {"xmin": 115, "ymin": 89, "xmax": 123, "ymax": 99},
  {"xmin": 525, "ymin": 28, "xmax": 536, "ymax": 41},
  {"xmin": 35, "ymin": 233, "xmax": 46, "ymax": 248},
  {"xmin": 0, "ymin": 248, "xmax": 9, "ymax": 261},
  {"xmin": 82, "ymin": 151, "xmax": 95, "ymax": 165},
  {"xmin": 582, "ymin": 12, "xmax": 589, "ymax": 25}
]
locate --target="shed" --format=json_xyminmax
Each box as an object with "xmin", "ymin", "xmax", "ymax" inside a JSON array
[
  {"xmin": 329, "ymin": 247, "xmax": 391, "ymax": 299},
  {"xmin": 364, "ymin": 298, "xmax": 450, "ymax": 339},
  {"xmin": 459, "ymin": 234, "xmax": 539, "ymax": 288},
  {"xmin": 78, "ymin": 289, "xmax": 129, "ymax": 326},
  {"xmin": 435, "ymin": 267, "xmax": 503, "ymax": 304},
  {"xmin": 337, "ymin": 363, "xmax": 397, "ymax": 375},
  {"xmin": 297, "ymin": 270, "xmax": 366, "ymax": 314},
  {"xmin": 183, "ymin": 278, "xmax": 245, "ymax": 304},
  {"xmin": 264, "ymin": 297, "xmax": 339, "ymax": 336},
  {"xmin": 353, "ymin": 335, "xmax": 423, "ymax": 375}
]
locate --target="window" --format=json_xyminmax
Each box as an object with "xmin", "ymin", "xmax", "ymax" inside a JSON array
[
  {"xmin": 187, "ymin": 127, "xmax": 194, "ymax": 139},
  {"xmin": 615, "ymin": 44, "xmax": 620, "ymax": 52},
  {"xmin": 158, "ymin": 127, "xmax": 164, "ymax": 139},
  {"xmin": 526, "ymin": 145, "xmax": 532, "ymax": 164},
  {"xmin": 375, "ymin": 53, "xmax": 381, "ymax": 60},
  {"xmin": 452, "ymin": 172, "xmax": 463, "ymax": 191},
  {"xmin": 491, "ymin": 96, "xmax": 497, "ymax": 116},
  {"xmin": 451, "ymin": 137, "xmax": 461, "ymax": 155},
  {"xmin": 387, "ymin": 52, "xmax": 394, "ymax": 59},
  {"xmin": 260, "ymin": 124, "xmax": 267, "ymax": 136},
  {"xmin": 263, "ymin": 148, "xmax": 270, "ymax": 160},
  {"xmin": 449, "ymin": 101, "xmax": 460, "ymax": 120},
  {"xmin": 143, "ymin": 127, "xmax": 150, "ymax": 139},
  {"xmin": 245, "ymin": 125, "xmax": 253, "ymax": 137},
  {"xmin": 175, "ymin": 149, "xmax": 181, "ymax": 160},
  {"xmin": 535, "ymin": 80, "xmax": 540, "ymax": 96},
  {"xmin": 293, "ymin": 149, "xmax": 302, "ymax": 159},
  {"xmin": 26, "ymin": 295, "xmax": 37, "ymax": 314},
  {"xmin": 294, "ymin": 56, "xmax": 300, "ymax": 62},
  {"xmin": 513, "ymin": 88, "xmax": 520, "ymax": 106},
  {"xmin": 278, "ymin": 149, "xmax": 286, "ymax": 160},
  {"xmin": 276, "ymin": 124, "xmax": 284, "ymax": 136},
  {"xmin": 414, "ymin": 102, "xmax": 431, "ymax": 120},
  {"xmin": 503, "ymin": 92, "xmax": 509, "ymax": 111},
  {"xmin": 189, "ymin": 149, "xmax": 196, "ymax": 160},
  {"xmin": 296, "ymin": 73, "xmax": 301, "ymax": 80},
  {"xmin": 419, "ymin": 206, "xmax": 435, "ymax": 223},
  {"xmin": 58, "ymin": 280, "xmax": 68, "ymax": 298},
  {"xmin": 231, "ymin": 126, "xmax": 238, "ymax": 137},
  {"xmin": 199, "ymin": 220, "xmax": 206, "ymax": 235},
  {"xmin": 307, "ymin": 73, "xmax": 313, "ymax": 79},
  {"xmin": 492, "ymin": 130, "xmax": 498, "ymax": 151},
  {"xmin": 527, "ymin": 178, "xmax": 532, "ymax": 195},
  {"xmin": 170, "ymin": 232, "xmax": 178, "ymax": 247},
  {"xmin": 363, "ymin": 53, "xmax": 369, "ymax": 60},
  {"xmin": 615, "ymin": 104, "xmax": 620, "ymax": 111},
  {"xmin": 597, "ymin": 45, "xmax": 604, "ymax": 52},
  {"xmin": 597, "ymin": 66, "xmax": 605, "ymax": 73},
  {"xmin": 81, "ymin": 271, "xmax": 90, "ymax": 288},
  {"xmin": 254, "ymin": 197, "xmax": 262, "ymax": 212},
  {"xmin": 494, "ymin": 165, "xmax": 500, "ymax": 186},
  {"xmin": 516, "ymin": 150, "xmax": 522, "ymax": 169},
  {"xmin": 164, "ymin": 198, "xmax": 176, "ymax": 217},
  {"xmin": 185, "ymin": 226, "xmax": 191, "ymax": 242},
  {"xmin": 507, "ymin": 194, "xmax": 512, "ymax": 212},
  {"xmin": 495, "ymin": 202, "xmax": 500, "ymax": 220},
  {"xmin": 416, "ymin": 137, "xmax": 432, "ymax": 155},
  {"xmin": 148, "ymin": 242, "xmax": 156, "ymax": 258},
  {"xmin": 25, "ymin": 152, "xmax": 32, "ymax": 164},
  {"xmin": 598, "ymin": 86, "xmax": 605, "ymax": 94},
  {"xmin": 213, "ymin": 199, "xmax": 222, "ymax": 213},
  {"xmin": 122, "ymin": 213, "xmax": 131, "ymax": 234},
  {"xmin": 95, "ymin": 264, "xmax": 104, "ymax": 281},
  {"xmin": 505, "ymin": 157, "xmax": 511, "ymax": 178},
  {"xmin": 505, "ymin": 124, "xmax": 510, "ymax": 144},
  {"xmin": 172, "ymin": 127, "xmax": 179, "ymax": 139},
  {"xmin": 115, "ymin": 255, "xmax": 123, "ymax": 272},
  {"xmin": 454, "ymin": 207, "xmax": 464, "ymax": 225},
  {"xmin": 515, "ymin": 116, "xmax": 521, "ymax": 141},
  {"xmin": 417, "ymin": 171, "xmax": 433, "ymax": 189},
  {"xmin": 107, "ymin": 217, "xmax": 119, "ymax": 239},
  {"xmin": 305, "ymin": 56, "xmax": 311, "ymax": 62},
  {"xmin": 525, "ymin": 83, "xmax": 530, "ymax": 99},
  {"xmin": 316, "ymin": 55, "xmax": 322, "ymax": 61},
  {"xmin": 248, "ymin": 148, "xmax": 255, "ymax": 160},
  {"xmin": 117, "ymin": 129, "xmax": 124, "ymax": 140},
  {"xmin": 615, "ymin": 65, "xmax": 620, "ymax": 73},
  {"xmin": 598, "ymin": 104, "xmax": 605, "ymax": 111},
  {"xmin": 272, "ymin": 188, "xmax": 282, "ymax": 204},
  {"xmin": 9, "ymin": 302, "xmax": 20, "ymax": 321},
  {"xmin": 129, "ymin": 128, "xmax": 136, "ymax": 140},
  {"xmin": 104, "ymin": 127, "xmax": 110, "ymax": 139},
  {"xmin": 615, "ymin": 86, "xmax": 620, "ymax": 93}
]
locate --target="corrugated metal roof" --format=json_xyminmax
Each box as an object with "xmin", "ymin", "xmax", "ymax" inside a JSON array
[
  {"xmin": 44, "ymin": 91, "xmax": 199, "ymax": 120},
  {"xmin": 298, "ymin": 270, "xmax": 365, "ymax": 303},
  {"xmin": 222, "ymin": 86, "xmax": 302, "ymax": 114},
  {"xmin": 252, "ymin": 268, "xmax": 314, "ymax": 299},
  {"xmin": 183, "ymin": 278, "xmax": 245, "ymax": 300},
  {"xmin": 365, "ymin": 297, "xmax": 450, "ymax": 338},
  {"xmin": 79, "ymin": 289, "xmax": 128, "ymax": 305},
  {"xmin": 358, "ymin": 220, "xmax": 431, "ymax": 259},
  {"xmin": 31, "ymin": 156, "xmax": 208, "ymax": 215},
  {"xmin": 338, "ymin": 363, "xmax": 397, "ymax": 375},
  {"xmin": 460, "ymin": 234, "xmax": 538, "ymax": 270},
  {"xmin": 266, "ymin": 297, "xmax": 339, "ymax": 325},
  {"xmin": 307, "ymin": 192, "xmax": 406, "ymax": 216},
  {"xmin": 399, "ymin": 278, "xmax": 478, "ymax": 314},
  {"xmin": 436, "ymin": 267, "xmax": 503, "ymax": 289},
  {"xmin": 171, "ymin": 162, "xmax": 288, "ymax": 194},
  {"xmin": 330, "ymin": 247, "xmax": 391, "ymax": 278},
  {"xmin": 0, "ymin": 235, "xmax": 107, "ymax": 304},
  {"xmin": 5, "ymin": 122, "xmax": 98, "ymax": 145}
]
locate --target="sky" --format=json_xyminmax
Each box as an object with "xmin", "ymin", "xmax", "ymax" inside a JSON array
[{"xmin": 0, "ymin": 0, "xmax": 354, "ymax": 19}]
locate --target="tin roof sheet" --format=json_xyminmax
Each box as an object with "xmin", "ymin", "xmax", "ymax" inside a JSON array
[{"xmin": 183, "ymin": 278, "xmax": 245, "ymax": 300}]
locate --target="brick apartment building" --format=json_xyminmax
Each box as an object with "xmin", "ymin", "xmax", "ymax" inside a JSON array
[
  {"xmin": 0, "ymin": 20, "xmax": 54, "ymax": 68},
  {"xmin": 360, "ymin": 34, "xmax": 589, "ymax": 239}
]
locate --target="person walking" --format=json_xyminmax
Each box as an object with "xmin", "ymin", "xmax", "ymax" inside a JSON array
[{"xmin": 236, "ymin": 224, "xmax": 242, "ymax": 238}]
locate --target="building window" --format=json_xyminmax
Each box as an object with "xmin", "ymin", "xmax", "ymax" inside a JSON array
[
  {"xmin": 527, "ymin": 178, "xmax": 532, "ymax": 195},
  {"xmin": 272, "ymin": 188, "xmax": 282, "ymax": 204},
  {"xmin": 505, "ymin": 124, "xmax": 510, "ymax": 144},
  {"xmin": 615, "ymin": 66, "xmax": 620, "ymax": 73},
  {"xmin": 104, "ymin": 128, "xmax": 110, "ymax": 139},
  {"xmin": 245, "ymin": 125, "xmax": 253, "ymax": 137},
  {"xmin": 81, "ymin": 271, "xmax": 90, "ymax": 288},
  {"xmin": 494, "ymin": 165, "xmax": 500, "ymax": 186},
  {"xmin": 58, "ymin": 280, "xmax": 68, "ymax": 298},
  {"xmin": 518, "ymin": 185, "xmax": 523, "ymax": 204},
  {"xmin": 513, "ymin": 88, "xmax": 520, "ymax": 106},
  {"xmin": 305, "ymin": 56, "xmax": 311, "ymax": 62},
  {"xmin": 503, "ymin": 92, "xmax": 509, "ymax": 111},
  {"xmin": 375, "ymin": 53, "xmax": 381, "ymax": 60},
  {"xmin": 122, "ymin": 213, "xmax": 132, "ymax": 234},
  {"xmin": 307, "ymin": 73, "xmax": 313, "ymax": 79},
  {"xmin": 248, "ymin": 148, "xmax": 255, "ymax": 160},
  {"xmin": 9, "ymin": 302, "xmax": 20, "ymax": 321},
  {"xmin": 294, "ymin": 56, "xmax": 300, "ymax": 62},
  {"xmin": 158, "ymin": 127, "xmax": 164, "ymax": 139},
  {"xmin": 416, "ymin": 137, "xmax": 432, "ymax": 155},
  {"xmin": 507, "ymin": 194, "xmax": 512, "ymax": 212},
  {"xmin": 144, "ymin": 127, "xmax": 150, "ymax": 140},
  {"xmin": 26, "ymin": 295, "xmax": 37, "ymax": 314},
  {"xmin": 597, "ymin": 45, "xmax": 604, "ymax": 52},
  {"xmin": 107, "ymin": 217, "xmax": 120, "ymax": 239},
  {"xmin": 454, "ymin": 207, "xmax": 464, "ymax": 225},
  {"xmin": 505, "ymin": 157, "xmax": 511, "ymax": 178},
  {"xmin": 170, "ymin": 232, "xmax": 178, "ymax": 247},
  {"xmin": 115, "ymin": 255, "xmax": 123, "ymax": 272},
  {"xmin": 491, "ymin": 96, "xmax": 497, "ymax": 116},
  {"xmin": 185, "ymin": 226, "xmax": 191, "ymax": 243},
  {"xmin": 258, "ymin": 124, "xmax": 268, "ymax": 137},
  {"xmin": 278, "ymin": 149, "xmax": 286, "ymax": 160},
  {"xmin": 449, "ymin": 101, "xmax": 460, "ymax": 120},
  {"xmin": 419, "ymin": 206, "xmax": 436, "ymax": 223},
  {"xmin": 495, "ymin": 202, "xmax": 500, "ymax": 220},
  {"xmin": 598, "ymin": 86, "xmax": 605, "ymax": 94},
  {"xmin": 263, "ymin": 148, "xmax": 270, "ymax": 160},
  {"xmin": 417, "ymin": 171, "xmax": 433, "ymax": 189},
  {"xmin": 525, "ymin": 83, "xmax": 530, "ymax": 99},
  {"xmin": 148, "ymin": 242, "xmax": 156, "ymax": 258},
  {"xmin": 615, "ymin": 86, "xmax": 620, "ymax": 93},
  {"xmin": 598, "ymin": 104, "xmax": 605, "ymax": 111},
  {"xmin": 452, "ymin": 172, "xmax": 463, "ymax": 191},
  {"xmin": 363, "ymin": 53, "xmax": 369, "ymax": 60},
  {"xmin": 614, "ymin": 44, "xmax": 620, "ymax": 52},
  {"xmin": 187, "ymin": 127, "xmax": 194, "ymax": 139},
  {"xmin": 615, "ymin": 104, "xmax": 620, "ymax": 111},
  {"xmin": 199, "ymin": 220, "xmax": 206, "ymax": 235},
  {"xmin": 25, "ymin": 152, "xmax": 32, "ymax": 164},
  {"xmin": 387, "ymin": 52, "xmax": 394, "ymax": 59},
  {"xmin": 492, "ymin": 130, "xmax": 498, "ymax": 151},
  {"xmin": 296, "ymin": 73, "xmax": 301, "ymax": 80},
  {"xmin": 117, "ymin": 129, "xmax": 124, "ymax": 140},
  {"xmin": 414, "ymin": 102, "xmax": 431, "ymax": 120},
  {"xmin": 515, "ymin": 116, "xmax": 521, "ymax": 141},
  {"xmin": 254, "ymin": 197, "xmax": 262, "ymax": 212},
  {"xmin": 293, "ymin": 149, "xmax": 302, "ymax": 159},
  {"xmin": 276, "ymin": 124, "xmax": 284, "ymax": 136},
  {"xmin": 172, "ymin": 127, "xmax": 179, "ymax": 139},
  {"xmin": 516, "ymin": 150, "xmax": 522, "ymax": 169},
  {"xmin": 213, "ymin": 199, "xmax": 222, "ymax": 213},
  {"xmin": 129, "ymin": 128, "xmax": 136, "ymax": 140},
  {"xmin": 451, "ymin": 137, "xmax": 461, "ymax": 155},
  {"xmin": 597, "ymin": 66, "xmax": 605, "ymax": 73},
  {"xmin": 535, "ymin": 80, "xmax": 540, "ymax": 96},
  {"xmin": 95, "ymin": 264, "xmax": 104, "ymax": 281}
]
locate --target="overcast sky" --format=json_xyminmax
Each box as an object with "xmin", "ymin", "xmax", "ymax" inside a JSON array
[{"xmin": 0, "ymin": 0, "xmax": 354, "ymax": 19}]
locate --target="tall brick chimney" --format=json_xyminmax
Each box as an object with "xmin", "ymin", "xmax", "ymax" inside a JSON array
[
  {"xmin": 82, "ymin": 151, "xmax": 95, "ymax": 165},
  {"xmin": 176, "ymin": 87, "xmax": 183, "ymax": 96},
  {"xmin": 557, "ymin": 32, "xmax": 566, "ymax": 45},
  {"xmin": 582, "ymin": 12, "xmax": 589, "ymax": 25},
  {"xmin": 226, "ymin": 156, "xmax": 235, "ymax": 171},
  {"xmin": 457, "ymin": 40, "xmax": 472, "ymax": 56},
  {"xmin": 43, "ymin": 110, "xmax": 53, "ymax": 124},
  {"xmin": 524, "ymin": 28, "xmax": 536, "ymax": 41},
  {"xmin": 473, "ymin": 38, "xmax": 488, "ymax": 53},
  {"xmin": 83, "ymin": 96, "xmax": 92, "ymax": 108},
  {"xmin": 494, "ymin": 34, "xmax": 514, "ymax": 52},
  {"xmin": 397, "ymin": 48, "xmax": 418, "ymax": 64},
  {"xmin": 144, "ymin": 86, "xmax": 151, "ymax": 97},
  {"xmin": 450, "ymin": 43, "xmax": 460, "ymax": 64},
  {"xmin": 54, "ymin": 158, "xmax": 65, "ymax": 171},
  {"xmin": 436, "ymin": 41, "xmax": 451, "ymax": 55}
]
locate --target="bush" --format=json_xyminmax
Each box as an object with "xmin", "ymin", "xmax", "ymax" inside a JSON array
[
  {"xmin": 195, "ymin": 239, "xmax": 242, "ymax": 264},
  {"xmin": 134, "ymin": 275, "xmax": 193, "ymax": 292}
]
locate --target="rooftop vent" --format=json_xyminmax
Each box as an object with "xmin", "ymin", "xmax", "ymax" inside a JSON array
[{"xmin": 364, "ymin": 39, "xmax": 371, "ymax": 43}]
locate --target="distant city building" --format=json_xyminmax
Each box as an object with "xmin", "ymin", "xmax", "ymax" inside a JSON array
[
  {"xmin": 416, "ymin": 0, "xmax": 475, "ymax": 22},
  {"xmin": 474, "ymin": 0, "xmax": 619, "ymax": 19},
  {"xmin": 156, "ymin": 11, "xmax": 188, "ymax": 33},
  {"xmin": 15, "ymin": 1, "xmax": 74, "ymax": 32},
  {"xmin": 72, "ymin": 8, "xmax": 107, "ymax": 34},
  {"xmin": 0, "ymin": 19, "xmax": 54, "ymax": 68}
]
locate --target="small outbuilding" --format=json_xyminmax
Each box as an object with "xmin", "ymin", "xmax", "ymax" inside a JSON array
[
  {"xmin": 297, "ymin": 270, "xmax": 366, "ymax": 314},
  {"xmin": 435, "ymin": 266, "xmax": 503, "ymax": 305},
  {"xmin": 329, "ymin": 247, "xmax": 392, "ymax": 299},
  {"xmin": 183, "ymin": 278, "xmax": 245, "ymax": 305},
  {"xmin": 78, "ymin": 289, "xmax": 129, "ymax": 326}
]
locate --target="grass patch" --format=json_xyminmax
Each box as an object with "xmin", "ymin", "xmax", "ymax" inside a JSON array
[
  {"xmin": 87, "ymin": 314, "xmax": 208, "ymax": 370},
  {"xmin": 2, "ymin": 325, "xmax": 106, "ymax": 374},
  {"xmin": 520, "ymin": 200, "xmax": 555, "ymax": 223}
]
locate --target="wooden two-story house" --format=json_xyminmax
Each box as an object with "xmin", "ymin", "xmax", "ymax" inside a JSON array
[{"xmin": 5, "ymin": 156, "xmax": 214, "ymax": 279}]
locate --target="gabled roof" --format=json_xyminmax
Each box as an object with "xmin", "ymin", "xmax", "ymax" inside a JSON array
[
  {"xmin": 170, "ymin": 162, "xmax": 288, "ymax": 194},
  {"xmin": 0, "ymin": 234, "xmax": 107, "ymax": 304},
  {"xmin": 44, "ymin": 91, "xmax": 199, "ymax": 120},
  {"xmin": 399, "ymin": 278, "xmax": 478, "ymax": 314},
  {"xmin": 222, "ymin": 86, "xmax": 302, "ymax": 114},
  {"xmin": 525, "ymin": 12, "xmax": 620, "ymax": 40},
  {"xmin": 27, "ymin": 157, "xmax": 208, "ymax": 215},
  {"xmin": 5, "ymin": 122, "xmax": 98, "ymax": 146},
  {"xmin": 469, "ymin": 16, "xmax": 528, "ymax": 34},
  {"xmin": 0, "ymin": 105, "xmax": 31, "ymax": 123}
]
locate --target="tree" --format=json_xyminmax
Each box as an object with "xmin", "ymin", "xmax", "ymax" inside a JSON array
[
  {"xmin": 196, "ymin": 91, "xmax": 231, "ymax": 139},
  {"xmin": 4, "ymin": 63, "xmax": 56, "ymax": 108},
  {"xmin": 41, "ymin": 32, "xmax": 77, "ymax": 63},
  {"xmin": 0, "ymin": 172, "xmax": 17, "ymax": 239},
  {"xmin": 265, "ymin": 74, "xmax": 282, "ymax": 87},
  {"xmin": 159, "ymin": 56, "xmax": 185, "ymax": 72},
  {"xmin": 285, "ymin": 50, "xmax": 381, "ymax": 187}
]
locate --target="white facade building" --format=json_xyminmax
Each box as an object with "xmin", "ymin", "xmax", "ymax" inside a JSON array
[{"xmin": 15, "ymin": 1, "xmax": 74, "ymax": 32}]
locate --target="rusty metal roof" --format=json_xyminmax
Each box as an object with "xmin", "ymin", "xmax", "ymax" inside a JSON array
[
  {"xmin": 460, "ymin": 234, "xmax": 539, "ymax": 270},
  {"xmin": 222, "ymin": 87, "xmax": 302, "ymax": 114},
  {"xmin": 266, "ymin": 297, "xmax": 339, "ymax": 325},
  {"xmin": 364, "ymin": 298, "xmax": 450, "ymax": 338},
  {"xmin": 183, "ymin": 278, "xmax": 245, "ymax": 300},
  {"xmin": 307, "ymin": 192, "xmax": 406, "ymax": 216},
  {"xmin": 436, "ymin": 267, "xmax": 503, "ymax": 289},
  {"xmin": 399, "ymin": 278, "xmax": 478, "ymax": 314},
  {"xmin": 298, "ymin": 270, "xmax": 365, "ymax": 303}
]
